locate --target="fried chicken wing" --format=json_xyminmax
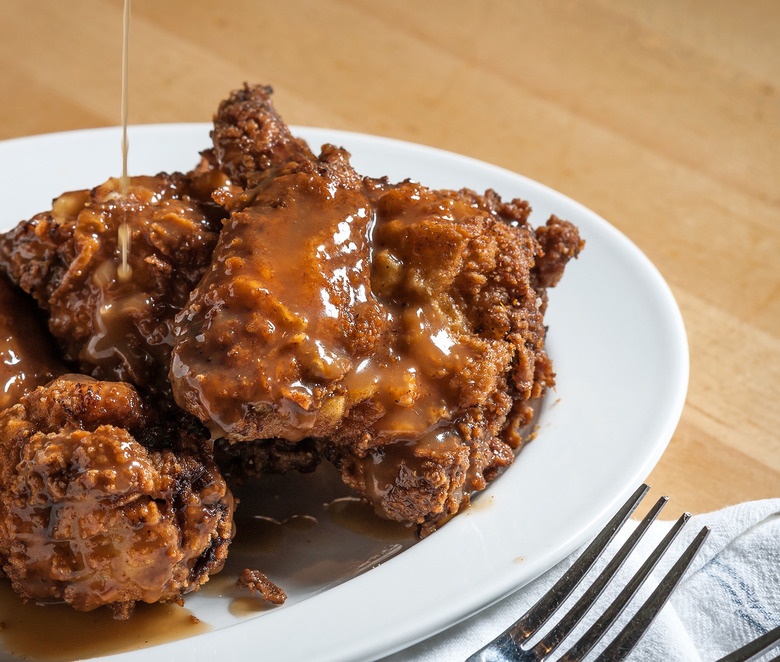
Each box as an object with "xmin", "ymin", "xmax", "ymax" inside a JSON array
[
  {"xmin": 0, "ymin": 274, "xmax": 64, "ymax": 410},
  {"xmin": 0, "ymin": 375, "xmax": 234, "ymax": 618},
  {"xmin": 0, "ymin": 173, "xmax": 225, "ymax": 399}
]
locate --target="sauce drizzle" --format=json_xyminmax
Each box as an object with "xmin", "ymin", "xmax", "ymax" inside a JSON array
[{"xmin": 117, "ymin": 0, "xmax": 132, "ymax": 282}]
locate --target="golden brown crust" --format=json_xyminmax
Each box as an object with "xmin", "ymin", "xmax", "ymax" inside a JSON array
[
  {"xmin": 322, "ymin": 179, "xmax": 581, "ymax": 534},
  {"xmin": 0, "ymin": 82, "xmax": 583, "ymax": 587},
  {"xmin": 534, "ymin": 215, "xmax": 585, "ymax": 288},
  {"xmin": 211, "ymin": 83, "xmax": 315, "ymax": 188},
  {"xmin": 171, "ymin": 147, "xmax": 388, "ymax": 442},
  {"xmin": 169, "ymin": 85, "xmax": 583, "ymax": 533}
]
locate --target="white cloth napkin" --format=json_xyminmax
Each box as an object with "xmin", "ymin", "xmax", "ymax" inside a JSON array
[{"xmin": 380, "ymin": 498, "xmax": 780, "ymax": 662}]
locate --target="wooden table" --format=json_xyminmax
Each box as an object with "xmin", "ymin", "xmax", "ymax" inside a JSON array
[{"xmin": 0, "ymin": 0, "xmax": 777, "ymax": 521}]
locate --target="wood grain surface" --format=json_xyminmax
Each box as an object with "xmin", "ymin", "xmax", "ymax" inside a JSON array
[{"xmin": 0, "ymin": 0, "xmax": 777, "ymax": 521}]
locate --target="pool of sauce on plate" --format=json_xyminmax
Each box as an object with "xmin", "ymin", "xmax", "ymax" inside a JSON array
[
  {"xmin": 197, "ymin": 486, "xmax": 414, "ymax": 618},
  {"xmin": 228, "ymin": 596, "xmax": 274, "ymax": 617},
  {"xmin": 195, "ymin": 574, "xmax": 277, "ymax": 618},
  {"xmin": 468, "ymin": 493, "xmax": 496, "ymax": 513},
  {"xmin": 324, "ymin": 496, "xmax": 414, "ymax": 541},
  {"xmin": 0, "ymin": 582, "xmax": 209, "ymax": 661},
  {"xmin": 225, "ymin": 498, "xmax": 413, "ymax": 556},
  {"xmin": 228, "ymin": 513, "xmax": 320, "ymax": 556}
]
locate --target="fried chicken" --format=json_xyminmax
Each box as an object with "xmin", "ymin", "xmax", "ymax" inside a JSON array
[
  {"xmin": 322, "ymin": 180, "xmax": 582, "ymax": 533},
  {"xmin": 0, "ymin": 274, "xmax": 65, "ymax": 410},
  {"xmin": 171, "ymin": 145, "xmax": 387, "ymax": 442},
  {"xmin": 0, "ymin": 81, "xmax": 582, "ymax": 585},
  {"xmin": 0, "ymin": 375, "xmax": 234, "ymax": 618},
  {"xmin": 0, "ymin": 173, "xmax": 225, "ymax": 400},
  {"xmin": 169, "ymin": 85, "xmax": 583, "ymax": 533}
]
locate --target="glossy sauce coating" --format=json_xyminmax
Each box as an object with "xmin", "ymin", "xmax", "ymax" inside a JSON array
[
  {"xmin": 171, "ymin": 147, "xmax": 387, "ymax": 441},
  {"xmin": 171, "ymin": 159, "xmax": 498, "ymax": 449},
  {"xmin": 0, "ymin": 583, "xmax": 209, "ymax": 662},
  {"xmin": 0, "ymin": 82, "xmax": 582, "ymax": 568},
  {"xmin": 0, "ymin": 275, "xmax": 63, "ymax": 410},
  {"xmin": 0, "ymin": 174, "xmax": 224, "ymax": 399},
  {"xmin": 171, "ymin": 137, "xmax": 582, "ymax": 532},
  {"xmin": 328, "ymin": 179, "xmax": 557, "ymax": 531}
]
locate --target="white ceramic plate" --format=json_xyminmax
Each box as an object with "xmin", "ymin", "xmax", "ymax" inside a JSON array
[{"xmin": 0, "ymin": 125, "xmax": 688, "ymax": 662}]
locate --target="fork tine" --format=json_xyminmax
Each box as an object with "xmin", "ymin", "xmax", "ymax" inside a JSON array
[
  {"xmin": 464, "ymin": 485, "xmax": 648, "ymax": 662},
  {"xmin": 593, "ymin": 525, "xmax": 710, "ymax": 661},
  {"xmin": 508, "ymin": 484, "xmax": 649, "ymax": 642},
  {"xmin": 531, "ymin": 496, "xmax": 670, "ymax": 658},
  {"xmin": 558, "ymin": 511, "xmax": 691, "ymax": 661}
]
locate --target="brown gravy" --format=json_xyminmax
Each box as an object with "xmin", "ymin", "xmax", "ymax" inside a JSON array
[{"xmin": 0, "ymin": 583, "xmax": 209, "ymax": 661}]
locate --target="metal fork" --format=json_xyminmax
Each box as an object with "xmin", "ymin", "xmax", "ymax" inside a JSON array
[
  {"xmin": 715, "ymin": 624, "xmax": 780, "ymax": 662},
  {"xmin": 466, "ymin": 484, "xmax": 709, "ymax": 661}
]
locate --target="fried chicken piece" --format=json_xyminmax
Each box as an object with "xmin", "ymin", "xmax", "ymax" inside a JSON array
[
  {"xmin": 214, "ymin": 437, "xmax": 320, "ymax": 483},
  {"xmin": 0, "ymin": 376, "xmax": 235, "ymax": 617},
  {"xmin": 0, "ymin": 274, "xmax": 65, "ymax": 410},
  {"xmin": 170, "ymin": 85, "xmax": 583, "ymax": 533},
  {"xmin": 170, "ymin": 145, "xmax": 387, "ymax": 442},
  {"xmin": 195, "ymin": 84, "xmax": 334, "ymax": 477},
  {"xmin": 321, "ymin": 180, "xmax": 582, "ymax": 534},
  {"xmin": 0, "ymin": 173, "xmax": 225, "ymax": 399}
]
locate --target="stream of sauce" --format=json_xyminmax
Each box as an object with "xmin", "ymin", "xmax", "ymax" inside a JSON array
[
  {"xmin": 0, "ymin": 4, "xmax": 190, "ymax": 659},
  {"xmin": 117, "ymin": 0, "xmax": 132, "ymax": 281}
]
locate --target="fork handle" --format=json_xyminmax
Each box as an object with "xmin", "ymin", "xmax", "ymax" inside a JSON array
[{"xmin": 715, "ymin": 624, "xmax": 780, "ymax": 662}]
